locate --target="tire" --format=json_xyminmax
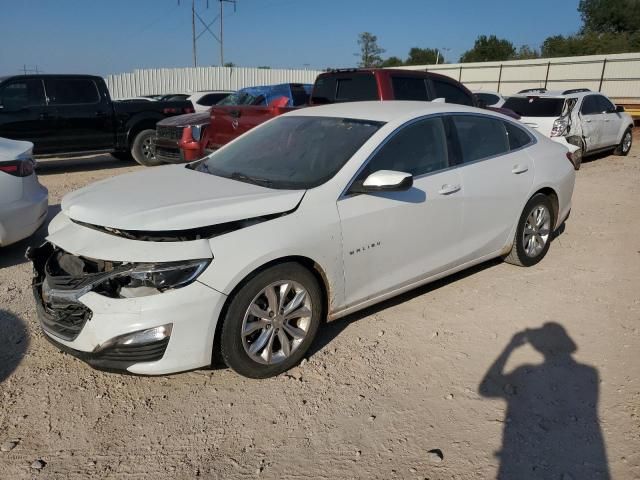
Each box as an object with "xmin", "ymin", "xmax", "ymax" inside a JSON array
[
  {"xmin": 111, "ymin": 151, "xmax": 132, "ymax": 161},
  {"xmin": 573, "ymin": 142, "xmax": 584, "ymax": 170},
  {"xmin": 220, "ymin": 263, "xmax": 322, "ymax": 378},
  {"xmin": 504, "ymin": 193, "xmax": 555, "ymax": 267},
  {"xmin": 614, "ymin": 128, "xmax": 632, "ymax": 156},
  {"xmin": 131, "ymin": 129, "xmax": 163, "ymax": 166}
]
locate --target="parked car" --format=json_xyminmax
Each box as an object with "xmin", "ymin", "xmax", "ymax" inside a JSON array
[
  {"xmin": 188, "ymin": 90, "xmax": 234, "ymax": 112},
  {"xmin": 473, "ymin": 90, "xmax": 506, "ymax": 107},
  {"xmin": 29, "ymin": 101, "xmax": 575, "ymax": 378},
  {"xmin": 503, "ymin": 88, "xmax": 634, "ymax": 169},
  {"xmin": 0, "ymin": 138, "xmax": 48, "ymax": 247},
  {"xmin": 153, "ymin": 83, "xmax": 311, "ymax": 164},
  {"xmin": 0, "ymin": 74, "xmax": 195, "ymax": 166},
  {"xmin": 158, "ymin": 68, "xmax": 498, "ymax": 166}
]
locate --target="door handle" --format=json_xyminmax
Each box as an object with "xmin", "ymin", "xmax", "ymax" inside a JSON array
[
  {"xmin": 438, "ymin": 184, "xmax": 461, "ymax": 195},
  {"xmin": 585, "ymin": 118, "xmax": 592, "ymax": 123},
  {"xmin": 512, "ymin": 164, "xmax": 529, "ymax": 174}
]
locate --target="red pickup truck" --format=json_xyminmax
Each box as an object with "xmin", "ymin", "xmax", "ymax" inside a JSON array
[{"xmin": 154, "ymin": 69, "xmax": 489, "ymax": 164}]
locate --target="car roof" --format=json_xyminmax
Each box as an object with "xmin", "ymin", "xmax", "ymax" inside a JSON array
[
  {"xmin": 509, "ymin": 89, "xmax": 597, "ymax": 100},
  {"xmin": 285, "ymin": 100, "xmax": 502, "ymax": 123}
]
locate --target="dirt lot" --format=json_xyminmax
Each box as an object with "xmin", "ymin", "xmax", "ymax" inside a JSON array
[{"xmin": 1, "ymin": 146, "xmax": 639, "ymax": 479}]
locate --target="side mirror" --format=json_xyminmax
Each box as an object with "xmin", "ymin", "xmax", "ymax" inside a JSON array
[
  {"xmin": 616, "ymin": 105, "xmax": 625, "ymax": 113},
  {"xmin": 350, "ymin": 170, "xmax": 413, "ymax": 194}
]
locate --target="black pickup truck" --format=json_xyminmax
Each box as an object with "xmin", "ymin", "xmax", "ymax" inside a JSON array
[{"xmin": 0, "ymin": 74, "xmax": 194, "ymax": 166}]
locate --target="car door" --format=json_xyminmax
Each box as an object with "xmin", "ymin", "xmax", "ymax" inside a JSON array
[
  {"xmin": 43, "ymin": 77, "xmax": 113, "ymax": 152},
  {"xmin": 0, "ymin": 78, "xmax": 53, "ymax": 153},
  {"xmin": 597, "ymin": 95, "xmax": 622, "ymax": 147},
  {"xmin": 451, "ymin": 115, "xmax": 534, "ymax": 262},
  {"xmin": 337, "ymin": 116, "xmax": 463, "ymax": 307},
  {"xmin": 579, "ymin": 95, "xmax": 606, "ymax": 151}
]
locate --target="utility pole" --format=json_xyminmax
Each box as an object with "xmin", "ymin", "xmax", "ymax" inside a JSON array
[
  {"xmin": 192, "ymin": 0, "xmax": 197, "ymax": 67},
  {"xmin": 219, "ymin": 0, "xmax": 236, "ymax": 66}
]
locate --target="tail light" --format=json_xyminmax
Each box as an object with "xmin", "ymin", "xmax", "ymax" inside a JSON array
[
  {"xmin": 0, "ymin": 159, "xmax": 35, "ymax": 177},
  {"xmin": 551, "ymin": 117, "xmax": 568, "ymax": 137}
]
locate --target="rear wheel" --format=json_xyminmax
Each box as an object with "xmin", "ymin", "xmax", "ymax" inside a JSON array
[
  {"xmin": 220, "ymin": 263, "xmax": 322, "ymax": 378},
  {"xmin": 504, "ymin": 193, "xmax": 555, "ymax": 267},
  {"xmin": 131, "ymin": 129, "xmax": 163, "ymax": 166},
  {"xmin": 614, "ymin": 128, "xmax": 632, "ymax": 156}
]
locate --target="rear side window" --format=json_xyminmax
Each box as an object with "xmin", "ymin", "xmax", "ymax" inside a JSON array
[
  {"xmin": 361, "ymin": 117, "xmax": 449, "ymax": 177},
  {"xmin": 311, "ymin": 74, "xmax": 378, "ymax": 104},
  {"xmin": 504, "ymin": 122, "xmax": 532, "ymax": 150},
  {"xmin": 45, "ymin": 78, "xmax": 100, "ymax": 105},
  {"xmin": 504, "ymin": 97, "xmax": 565, "ymax": 117},
  {"xmin": 431, "ymin": 79, "xmax": 473, "ymax": 106},
  {"xmin": 197, "ymin": 93, "xmax": 230, "ymax": 106},
  {"xmin": 0, "ymin": 79, "xmax": 45, "ymax": 110},
  {"xmin": 452, "ymin": 115, "xmax": 509, "ymax": 163},
  {"xmin": 391, "ymin": 76, "xmax": 429, "ymax": 101}
]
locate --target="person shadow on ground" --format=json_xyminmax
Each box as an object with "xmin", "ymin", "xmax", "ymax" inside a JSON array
[{"xmin": 478, "ymin": 322, "xmax": 610, "ymax": 479}]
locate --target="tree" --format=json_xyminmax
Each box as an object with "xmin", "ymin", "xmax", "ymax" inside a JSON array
[
  {"xmin": 513, "ymin": 45, "xmax": 541, "ymax": 60},
  {"xmin": 223, "ymin": 62, "xmax": 236, "ymax": 68},
  {"xmin": 257, "ymin": 66, "xmax": 271, "ymax": 69},
  {"xmin": 405, "ymin": 47, "xmax": 442, "ymax": 65},
  {"xmin": 356, "ymin": 32, "xmax": 385, "ymax": 67},
  {"xmin": 542, "ymin": 31, "xmax": 640, "ymax": 57},
  {"xmin": 380, "ymin": 56, "xmax": 404, "ymax": 67},
  {"xmin": 579, "ymin": 0, "xmax": 640, "ymax": 34},
  {"xmin": 460, "ymin": 35, "xmax": 516, "ymax": 62}
]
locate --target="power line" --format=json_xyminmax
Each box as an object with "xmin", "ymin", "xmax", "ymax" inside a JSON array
[{"xmin": 186, "ymin": 0, "xmax": 237, "ymax": 67}]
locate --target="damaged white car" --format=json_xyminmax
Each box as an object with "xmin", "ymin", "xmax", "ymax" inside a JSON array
[
  {"xmin": 29, "ymin": 101, "xmax": 575, "ymax": 378},
  {"xmin": 503, "ymin": 88, "xmax": 634, "ymax": 169}
]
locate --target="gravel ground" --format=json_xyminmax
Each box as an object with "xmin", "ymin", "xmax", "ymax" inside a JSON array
[{"xmin": 0, "ymin": 145, "xmax": 639, "ymax": 479}]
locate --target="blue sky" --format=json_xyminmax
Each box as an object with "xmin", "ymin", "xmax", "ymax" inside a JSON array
[{"xmin": 1, "ymin": 0, "xmax": 582, "ymax": 76}]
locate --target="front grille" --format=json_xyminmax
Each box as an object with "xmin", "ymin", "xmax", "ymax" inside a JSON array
[
  {"xmin": 155, "ymin": 146, "xmax": 182, "ymax": 162},
  {"xmin": 156, "ymin": 125, "xmax": 183, "ymax": 141},
  {"xmin": 38, "ymin": 296, "xmax": 92, "ymax": 341}
]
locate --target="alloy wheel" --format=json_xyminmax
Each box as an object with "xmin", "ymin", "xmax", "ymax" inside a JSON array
[
  {"xmin": 142, "ymin": 136, "xmax": 155, "ymax": 161},
  {"xmin": 522, "ymin": 205, "xmax": 551, "ymax": 258},
  {"xmin": 241, "ymin": 281, "xmax": 313, "ymax": 365},
  {"xmin": 623, "ymin": 131, "xmax": 632, "ymax": 153}
]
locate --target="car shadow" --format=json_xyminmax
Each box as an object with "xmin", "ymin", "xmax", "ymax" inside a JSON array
[
  {"xmin": 35, "ymin": 154, "xmax": 139, "ymax": 175},
  {"xmin": 308, "ymin": 257, "xmax": 502, "ymax": 357},
  {"xmin": 0, "ymin": 309, "xmax": 30, "ymax": 383},
  {"xmin": 581, "ymin": 149, "xmax": 616, "ymax": 166},
  {"xmin": 478, "ymin": 323, "xmax": 609, "ymax": 479},
  {"xmin": 0, "ymin": 203, "xmax": 60, "ymax": 269}
]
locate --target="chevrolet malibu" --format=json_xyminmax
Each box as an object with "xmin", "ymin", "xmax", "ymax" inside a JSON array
[{"xmin": 29, "ymin": 101, "xmax": 575, "ymax": 378}]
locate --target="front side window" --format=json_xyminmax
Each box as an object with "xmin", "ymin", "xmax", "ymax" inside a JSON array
[
  {"xmin": 504, "ymin": 122, "xmax": 533, "ymax": 150},
  {"xmin": 475, "ymin": 93, "xmax": 500, "ymax": 106},
  {"xmin": 45, "ymin": 78, "xmax": 100, "ymax": 105},
  {"xmin": 391, "ymin": 76, "xmax": 429, "ymax": 101},
  {"xmin": 197, "ymin": 93, "xmax": 229, "ymax": 106},
  {"xmin": 597, "ymin": 95, "xmax": 615, "ymax": 113},
  {"xmin": 0, "ymin": 79, "xmax": 45, "ymax": 110},
  {"xmin": 359, "ymin": 117, "xmax": 449, "ymax": 178},
  {"xmin": 193, "ymin": 116, "xmax": 383, "ymax": 189},
  {"xmin": 431, "ymin": 79, "xmax": 473, "ymax": 106},
  {"xmin": 452, "ymin": 115, "xmax": 509, "ymax": 163}
]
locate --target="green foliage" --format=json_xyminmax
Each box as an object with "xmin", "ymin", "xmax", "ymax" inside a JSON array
[
  {"xmin": 380, "ymin": 56, "xmax": 405, "ymax": 67},
  {"xmin": 542, "ymin": 31, "xmax": 640, "ymax": 57},
  {"xmin": 257, "ymin": 66, "xmax": 271, "ymax": 69},
  {"xmin": 223, "ymin": 62, "xmax": 236, "ymax": 68},
  {"xmin": 356, "ymin": 32, "xmax": 385, "ymax": 67},
  {"xmin": 460, "ymin": 35, "xmax": 516, "ymax": 62},
  {"xmin": 513, "ymin": 45, "xmax": 541, "ymax": 60},
  {"xmin": 579, "ymin": 0, "xmax": 640, "ymax": 34},
  {"xmin": 405, "ymin": 47, "xmax": 442, "ymax": 65}
]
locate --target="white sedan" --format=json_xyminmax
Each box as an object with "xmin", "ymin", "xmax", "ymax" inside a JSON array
[
  {"xmin": 29, "ymin": 101, "xmax": 575, "ymax": 378},
  {"xmin": 0, "ymin": 138, "xmax": 48, "ymax": 247}
]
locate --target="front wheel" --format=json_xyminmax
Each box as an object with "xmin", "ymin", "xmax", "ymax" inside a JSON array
[
  {"xmin": 220, "ymin": 263, "xmax": 322, "ymax": 378},
  {"xmin": 504, "ymin": 193, "xmax": 555, "ymax": 267},
  {"xmin": 614, "ymin": 128, "xmax": 632, "ymax": 156},
  {"xmin": 131, "ymin": 129, "xmax": 163, "ymax": 166}
]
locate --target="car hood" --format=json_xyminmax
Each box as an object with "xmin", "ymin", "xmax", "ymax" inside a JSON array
[
  {"xmin": 62, "ymin": 165, "xmax": 305, "ymax": 231},
  {"xmin": 157, "ymin": 111, "xmax": 210, "ymax": 127}
]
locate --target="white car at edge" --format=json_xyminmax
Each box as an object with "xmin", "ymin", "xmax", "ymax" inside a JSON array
[
  {"xmin": 503, "ymin": 88, "xmax": 634, "ymax": 169},
  {"xmin": 29, "ymin": 101, "xmax": 575, "ymax": 378},
  {"xmin": 0, "ymin": 138, "xmax": 48, "ymax": 247}
]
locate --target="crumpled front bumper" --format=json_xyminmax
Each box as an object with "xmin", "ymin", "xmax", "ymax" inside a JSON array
[{"xmin": 27, "ymin": 242, "xmax": 227, "ymax": 375}]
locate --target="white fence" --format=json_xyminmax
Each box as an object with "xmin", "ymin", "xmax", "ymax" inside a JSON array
[
  {"xmin": 396, "ymin": 52, "xmax": 640, "ymax": 101},
  {"xmin": 105, "ymin": 66, "xmax": 323, "ymax": 99}
]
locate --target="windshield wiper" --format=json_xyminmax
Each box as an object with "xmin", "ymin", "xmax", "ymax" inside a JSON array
[{"xmin": 230, "ymin": 172, "xmax": 275, "ymax": 188}]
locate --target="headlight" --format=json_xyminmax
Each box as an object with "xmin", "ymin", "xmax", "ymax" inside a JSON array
[{"xmin": 98, "ymin": 259, "xmax": 210, "ymax": 298}]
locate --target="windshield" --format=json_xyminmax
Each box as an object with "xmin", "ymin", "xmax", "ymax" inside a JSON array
[
  {"xmin": 191, "ymin": 116, "xmax": 384, "ymax": 189},
  {"xmin": 503, "ymin": 97, "xmax": 565, "ymax": 117},
  {"xmin": 217, "ymin": 91, "xmax": 265, "ymax": 106}
]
